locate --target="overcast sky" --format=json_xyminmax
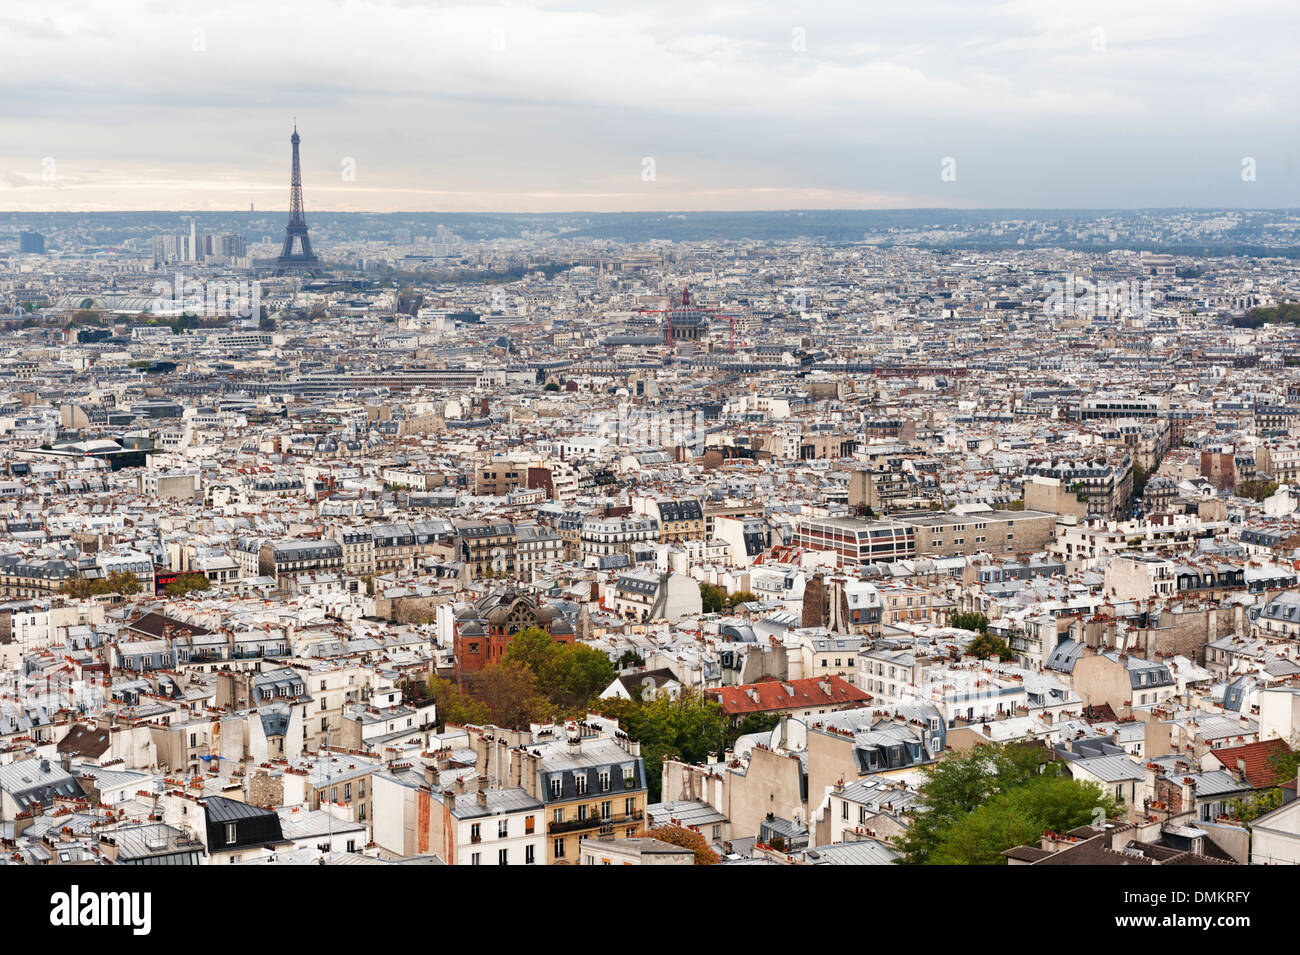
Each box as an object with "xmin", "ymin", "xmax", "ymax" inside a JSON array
[{"xmin": 0, "ymin": 0, "xmax": 1296, "ymax": 212}]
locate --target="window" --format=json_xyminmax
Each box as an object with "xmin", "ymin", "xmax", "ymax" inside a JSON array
[
  {"xmin": 224, "ymin": 823, "xmax": 237, "ymax": 843},
  {"xmin": 471, "ymin": 852, "xmax": 481, "ymax": 865},
  {"xmin": 575, "ymin": 774, "xmax": 587, "ymax": 795},
  {"xmin": 498, "ymin": 848, "xmax": 509, "ymax": 865},
  {"xmin": 601, "ymin": 801, "xmax": 611, "ymax": 820},
  {"xmin": 498, "ymin": 818, "xmax": 509, "ymax": 838},
  {"xmin": 470, "ymin": 823, "xmax": 481, "ymax": 842},
  {"xmin": 525, "ymin": 844, "xmax": 535, "ymax": 864},
  {"xmin": 550, "ymin": 778, "xmax": 562, "ymax": 799},
  {"xmin": 525, "ymin": 815, "xmax": 535, "ymax": 834},
  {"xmin": 625, "ymin": 797, "xmax": 636, "ymax": 816},
  {"xmin": 599, "ymin": 770, "xmax": 610, "ymax": 792},
  {"xmin": 553, "ymin": 839, "xmax": 565, "ymax": 859},
  {"xmin": 577, "ymin": 804, "xmax": 588, "ymax": 821}
]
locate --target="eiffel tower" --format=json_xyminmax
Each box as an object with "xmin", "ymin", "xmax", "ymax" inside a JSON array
[{"xmin": 274, "ymin": 124, "xmax": 321, "ymax": 276}]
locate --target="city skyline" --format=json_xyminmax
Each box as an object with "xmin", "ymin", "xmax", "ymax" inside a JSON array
[
  {"xmin": 1, "ymin": 0, "xmax": 1297, "ymax": 213},
  {"xmin": 0, "ymin": 0, "xmax": 1297, "ymax": 906}
]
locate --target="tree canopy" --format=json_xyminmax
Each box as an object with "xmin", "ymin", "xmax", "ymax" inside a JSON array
[
  {"xmin": 502, "ymin": 626, "xmax": 616, "ymax": 713},
  {"xmin": 65, "ymin": 570, "xmax": 142, "ymax": 599},
  {"xmin": 595, "ymin": 691, "xmax": 730, "ymax": 800},
  {"xmin": 699, "ymin": 583, "xmax": 756, "ymax": 614},
  {"xmin": 950, "ymin": 611, "xmax": 990, "ymax": 633},
  {"xmin": 929, "ymin": 774, "xmax": 1120, "ymax": 865},
  {"xmin": 644, "ymin": 825, "xmax": 720, "ymax": 865},
  {"xmin": 1225, "ymin": 745, "xmax": 1300, "ymax": 823},
  {"xmin": 164, "ymin": 572, "xmax": 211, "ymax": 596},
  {"xmin": 426, "ymin": 626, "xmax": 618, "ymax": 731},
  {"xmin": 967, "ymin": 631, "xmax": 1015, "ymax": 662},
  {"xmin": 893, "ymin": 743, "xmax": 1116, "ymax": 865}
]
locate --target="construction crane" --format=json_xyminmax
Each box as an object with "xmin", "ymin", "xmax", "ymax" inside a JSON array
[{"xmin": 636, "ymin": 286, "xmax": 746, "ymax": 354}]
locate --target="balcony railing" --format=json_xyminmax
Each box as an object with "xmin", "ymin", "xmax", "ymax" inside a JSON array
[{"xmin": 548, "ymin": 810, "xmax": 642, "ymax": 835}]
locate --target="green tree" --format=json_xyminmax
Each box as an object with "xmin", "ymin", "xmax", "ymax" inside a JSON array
[
  {"xmin": 426, "ymin": 676, "xmax": 491, "ymax": 727},
  {"xmin": 549, "ymin": 643, "xmax": 617, "ymax": 712},
  {"xmin": 104, "ymin": 570, "xmax": 142, "ymax": 595},
  {"xmin": 950, "ymin": 611, "xmax": 989, "ymax": 634},
  {"xmin": 699, "ymin": 583, "xmax": 727, "ymax": 614},
  {"xmin": 967, "ymin": 631, "xmax": 1015, "ymax": 662},
  {"xmin": 726, "ymin": 590, "xmax": 757, "ymax": 608},
  {"xmin": 1238, "ymin": 480, "xmax": 1279, "ymax": 503},
  {"xmin": 67, "ymin": 570, "xmax": 142, "ymax": 598},
  {"xmin": 1225, "ymin": 745, "xmax": 1299, "ymax": 822},
  {"xmin": 501, "ymin": 627, "xmax": 615, "ymax": 715},
  {"xmin": 893, "ymin": 743, "xmax": 1054, "ymax": 864},
  {"xmin": 467, "ymin": 660, "xmax": 549, "ymax": 728},
  {"xmin": 596, "ymin": 692, "xmax": 730, "ymax": 800},
  {"xmin": 617, "ymin": 649, "xmax": 645, "ymax": 669},
  {"xmin": 1227, "ymin": 787, "xmax": 1285, "ymax": 824},
  {"xmin": 502, "ymin": 626, "xmax": 559, "ymax": 677},
  {"xmin": 929, "ymin": 775, "xmax": 1119, "ymax": 865},
  {"xmin": 728, "ymin": 712, "xmax": 780, "ymax": 748},
  {"xmin": 165, "ymin": 572, "xmax": 211, "ymax": 596},
  {"xmin": 1131, "ymin": 462, "xmax": 1149, "ymax": 500},
  {"xmin": 64, "ymin": 577, "xmax": 94, "ymax": 599}
]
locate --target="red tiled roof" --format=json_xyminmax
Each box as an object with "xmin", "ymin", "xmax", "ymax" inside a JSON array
[
  {"xmin": 1211, "ymin": 738, "xmax": 1293, "ymax": 789},
  {"xmin": 709, "ymin": 675, "xmax": 871, "ymax": 716}
]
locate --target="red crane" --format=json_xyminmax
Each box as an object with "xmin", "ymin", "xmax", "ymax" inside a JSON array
[{"xmin": 636, "ymin": 286, "xmax": 745, "ymax": 353}]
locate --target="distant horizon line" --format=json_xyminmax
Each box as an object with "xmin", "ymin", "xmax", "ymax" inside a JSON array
[{"xmin": 2, "ymin": 205, "xmax": 1298, "ymax": 216}]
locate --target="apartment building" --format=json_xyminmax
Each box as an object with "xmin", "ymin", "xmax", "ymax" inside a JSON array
[
  {"xmin": 633, "ymin": 496, "xmax": 705, "ymax": 542},
  {"xmin": 502, "ymin": 731, "xmax": 648, "ymax": 865},
  {"xmin": 257, "ymin": 540, "xmax": 344, "ymax": 581},
  {"xmin": 455, "ymin": 520, "xmax": 518, "ymax": 578},
  {"xmin": 328, "ymin": 527, "xmax": 376, "ymax": 576}
]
